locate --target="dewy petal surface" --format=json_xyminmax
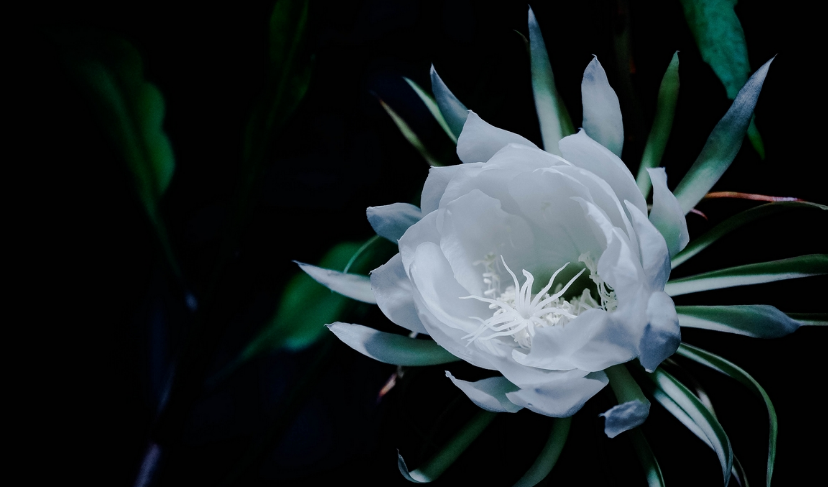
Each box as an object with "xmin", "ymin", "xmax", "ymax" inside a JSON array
[
  {"xmin": 457, "ymin": 111, "xmax": 538, "ymax": 164},
  {"xmin": 370, "ymin": 253, "xmax": 428, "ymax": 335},
  {"xmin": 506, "ymin": 370, "xmax": 609, "ymax": 417},
  {"xmin": 559, "ymin": 130, "xmax": 647, "ymax": 217},
  {"xmin": 647, "ymin": 168, "xmax": 689, "ymax": 257},
  {"xmin": 367, "ymin": 203, "xmax": 422, "ymax": 243},
  {"xmin": 446, "ymin": 371, "xmax": 523, "ymax": 413},
  {"xmin": 581, "ymin": 57, "xmax": 624, "ymax": 157}
]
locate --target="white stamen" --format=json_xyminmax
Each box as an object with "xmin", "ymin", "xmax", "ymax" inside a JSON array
[{"xmin": 463, "ymin": 253, "xmax": 618, "ymax": 349}]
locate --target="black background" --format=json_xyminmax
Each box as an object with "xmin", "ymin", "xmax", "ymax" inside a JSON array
[{"xmin": 14, "ymin": 0, "xmax": 826, "ymax": 485}]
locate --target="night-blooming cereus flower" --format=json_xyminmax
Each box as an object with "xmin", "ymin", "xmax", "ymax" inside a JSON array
[{"xmin": 301, "ymin": 55, "xmax": 689, "ymax": 434}]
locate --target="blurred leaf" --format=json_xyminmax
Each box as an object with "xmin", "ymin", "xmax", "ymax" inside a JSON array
[
  {"xmin": 58, "ymin": 33, "xmax": 178, "ymax": 274},
  {"xmin": 512, "ymin": 417, "xmax": 571, "ymax": 487},
  {"xmin": 636, "ymin": 52, "xmax": 679, "ymax": 197},
  {"xmin": 377, "ymin": 96, "xmax": 443, "ymax": 167},
  {"xmin": 665, "ymin": 254, "xmax": 828, "ymax": 296},
  {"xmin": 679, "ymin": 0, "xmax": 764, "ymax": 157},
  {"xmin": 676, "ymin": 343, "xmax": 777, "ymax": 486},
  {"xmin": 398, "ymin": 411, "xmax": 497, "ymax": 483},
  {"xmin": 671, "ymin": 201, "xmax": 827, "ymax": 268},
  {"xmin": 241, "ymin": 241, "xmax": 377, "ymax": 361}
]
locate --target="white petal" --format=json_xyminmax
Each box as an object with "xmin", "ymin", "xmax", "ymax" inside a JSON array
[
  {"xmin": 510, "ymin": 171, "xmax": 604, "ymax": 269},
  {"xmin": 581, "ymin": 57, "xmax": 624, "ymax": 156},
  {"xmin": 638, "ymin": 291, "xmax": 681, "ymax": 372},
  {"xmin": 408, "ymin": 241, "xmax": 491, "ymax": 334},
  {"xmin": 446, "ymin": 371, "xmax": 523, "ymax": 413},
  {"xmin": 506, "ymin": 370, "xmax": 608, "ymax": 417},
  {"xmin": 456, "ymin": 111, "xmax": 538, "ymax": 164},
  {"xmin": 399, "ymin": 210, "xmax": 442, "ymax": 275},
  {"xmin": 421, "ymin": 164, "xmax": 466, "ymax": 214},
  {"xmin": 370, "ymin": 253, "xmax": 428, "ymax": 335},
  {"xmin": 431, "ymin": 65, "xmax": 469, "ymax": 138},
  {"xmin": 295, "ymin": 262, "xmax": 376, "ymax": 303},
  {"xmin": 600, "ymin": 400, "xmax": 651, "ymax": 438},
  {"xmin": 367, "ymin": 203, "xmax": 423, "ymax": 243},
  {"xmin": 327, "ymin": 322, "xmax": 458, "ymax": 366},
  {"xmin": 625, "ymin": 201, "xmax": 671, "ymax": 290},
  {"xmin": 648, "ymin": 168, "xmax": 689, "ymax": 257},
  {"xmin": 559, "ymin": 130, "xmax": 646, "ymax": 217},
  {"xmin": 440, "ymin": 144, "xmax": 565, "ymax": 215},
  {"xmin": 514, "ymin": 308, "xmax": 637, "ymax": 372},
  {"xmin": 438, "ymin": 190, "xmax": 536, "ymax": 296}
]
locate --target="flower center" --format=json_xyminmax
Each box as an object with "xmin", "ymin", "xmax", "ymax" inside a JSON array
[{"xmin": 461, "ymin": 253, "xmax": 616, "ymax": 349}]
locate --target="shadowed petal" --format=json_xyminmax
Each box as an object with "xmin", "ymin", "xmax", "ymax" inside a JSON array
[
  {"xmin": 371, "ymin": 253, "xmax": 428, "ymax": 335},
  {"xmin": 506, "ymin": 370, "xmax": 608, "ymax": 417},
  {"xmin": 446, "ymin": 371, "xmax": 523, "ymax": 413},
  {"xmin": 647, "ymin": 168, "xmax": 689, "ymax": 257},
  {"xmin": 367, "ymin": 203, "xmax": 422, "ymax": 243},
  {"xmin": 295, "ymin": 262, "xmax": 376, "ymax": 303},
  {"xmin": 601, "ymin": 400, "xmax": 651, "ymax": 438}
]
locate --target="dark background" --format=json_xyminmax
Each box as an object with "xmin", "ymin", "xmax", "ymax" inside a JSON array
[{"xmin": 15, "ymin": 0, "xmax": 825, "ymax": 485}]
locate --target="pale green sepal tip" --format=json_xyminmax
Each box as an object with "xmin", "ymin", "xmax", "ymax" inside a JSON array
[
  {"xmin": 528, "ymin": 5, "xmax": 574, "ymax": 155},
  {"xmin": 673, "ymin": 57, "xmax": 774, "ymax": 214},
  {"xmin": 636, "ymin": 52, "xmax": 679, "ymax": 197},
  {"xmin": 404, "ymin": 77, "xmax": 457, "ymax": 143}
]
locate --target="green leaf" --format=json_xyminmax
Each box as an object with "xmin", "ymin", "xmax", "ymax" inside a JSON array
[
  {"xmin": 629, "ymin": 428, "xmax": 666, "ymax": 487},
  {"xmin": 636, "ymin": 52, "xmax": 680, "ymax": 197},
  {"xmin": 58, "ymin": 34, "xmax": 179, "ymax": 277},
  {"xmin": 241, "ymin": 0, "xmax": 313, "ymax": 203},
  {"xmin": 404, "ymin": 77, "xmax": 457, "ymax": 143},
  {"xmin": 641, "ymin": 367, "xmax": 733, "ymax": 484},
  {"xmin": 676, "ymin": 343, "xmax": 777, "ymax": 487},
  {"xmin": 512, "ymin": 417, "xmax": 571, "ymax": 487},
  {"xmin": 671, "ymin": 201, "xmax": 828, "ymax": 268},
  {"xmin": 664, "ymin": 254, "xmax": 828, "ymax": 296},
  {"xmin": 527, "ymin": 6, "xmax": 574, "ymax": 155},
  {"xmin": 672, "ymin": 58, "xmax": 773, "ymax": 214},
  {"xmin": 678, "ymin": 0, "xmax": 765, "ymax": 157},
  {"xmin": 328, "ymin": 323, "xmax": 459, "ymax": 366},
  {"xmin": 676, "ymin": 305, "xmax": 802, "ymax": 338},
  {"xmin": 398, "ymin": 411, "xmax": 497, "ymax": 483},
  {"xmin": 377, "ymin": 97, "xmax": 443, "ymax": 167},
  {"xmin": 240, "ymin": 241, "xmax": 375, "ymax": 362}
]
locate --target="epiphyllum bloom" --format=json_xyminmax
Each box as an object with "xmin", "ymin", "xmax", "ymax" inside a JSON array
[
  {"xmin": 365, "ymin": 111, "xmax": 686, "ymax": 420},
  {"xmin": 302, "ymin": 56, "xmax": 690, "ymax": 429}
]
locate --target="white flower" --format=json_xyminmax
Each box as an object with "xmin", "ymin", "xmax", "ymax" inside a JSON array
[{"xmin": 302, "ymin": 57, "xmax": 688, "ymax": 426}]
